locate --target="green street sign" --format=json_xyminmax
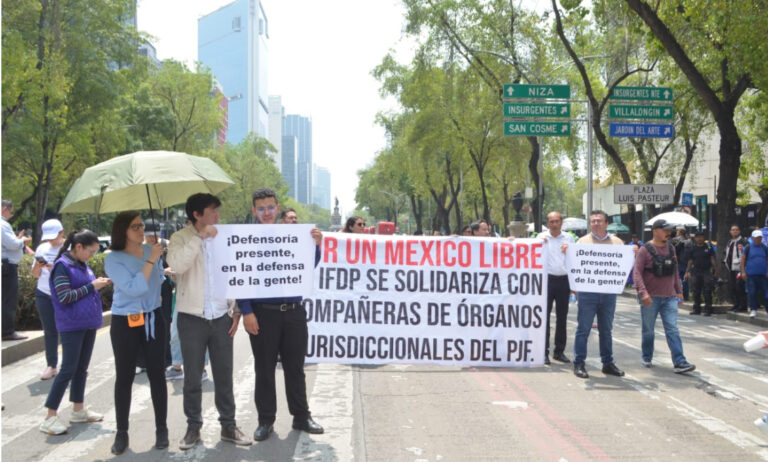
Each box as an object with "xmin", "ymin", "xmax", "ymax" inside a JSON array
[
  {"xmin": 610, "ymin": 86, "xmax": 673, "ymax": 101},
  {"xmin": 504, "ymin": 84, "xmax": 570, "ymax": 99},
  {"xmin": 504, "ymin": 121, "xmax": 571, "ymax": 136},
  {"xmin": 609, "ymin": 104, "xmax": 674, "ymax": 120},
  {"xmin": 504, "ymin": 103, "xmax": 570, "ymax": 118}
]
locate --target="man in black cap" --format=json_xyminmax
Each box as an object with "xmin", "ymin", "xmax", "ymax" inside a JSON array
[{"xmin": 684, "ymin": 230, "xmax": 718, "ymax": 316}]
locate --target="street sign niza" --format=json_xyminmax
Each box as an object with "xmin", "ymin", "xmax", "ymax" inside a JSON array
[{"xmin": 504, "ymin": 84, "xmax": 570, "ymax": 99}]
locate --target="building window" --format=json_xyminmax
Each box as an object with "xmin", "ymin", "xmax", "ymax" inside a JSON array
[{"xmin": 232, "ymin": 16, "xmax": 241, "ymax": 32}]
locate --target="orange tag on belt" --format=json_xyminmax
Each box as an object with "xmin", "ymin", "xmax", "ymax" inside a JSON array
[{"xmin": 127, "ymin": 312, "xmax": 145, "ymax": 328}]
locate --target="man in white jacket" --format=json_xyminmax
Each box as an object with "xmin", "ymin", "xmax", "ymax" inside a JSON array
[{"xmin": 167, "ymin": 193, "xmax": 251, "ymax": 450}]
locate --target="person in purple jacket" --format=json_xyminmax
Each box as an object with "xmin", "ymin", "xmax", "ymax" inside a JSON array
[{"xmin": 39, "ymin": 230, "xmax": 111, "ymax": 435}]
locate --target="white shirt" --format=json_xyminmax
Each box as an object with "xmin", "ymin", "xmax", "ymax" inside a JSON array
[
  {"xmin": 1, "ymin": 217, "xmax": 25, "ymax": 264},
  {"xmin": 539, "ymin": 230, "xmax": 574, "ymax": 276},
  {"xmin": 202, "ymin": 237, "xmax": 229, "ymax": 320},
  {"xmin": 33, "ymin": 242, "xmax": 62, "ymax": 295}
]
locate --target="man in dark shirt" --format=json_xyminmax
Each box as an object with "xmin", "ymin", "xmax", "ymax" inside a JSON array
[
  {"xmin": 685, "ymin": 230, "xmax": 718, "ymax": 316},
  {"xmin": 237, "ymin": 187, "xmax": 324, "ymax": 442}
]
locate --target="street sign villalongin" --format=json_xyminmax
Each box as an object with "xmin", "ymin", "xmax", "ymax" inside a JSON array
[
  {"xmin": 609, "ymin": 123, "xmax": 674, "ymax": 138},
  {"xmin": 609, "ymin": 104, "xmax": 673, "ymax": 120},
  {"xmin": 504, "ymin": 121, "xmax": 570, "ymax": 136},
  {"xmin": 504, "ymin": 84, "xmax": 570, "ymax": 100}
]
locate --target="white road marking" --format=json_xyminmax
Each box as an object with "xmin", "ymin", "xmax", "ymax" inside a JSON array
[{"xmin": 491, "ymin": 401, "xmax": 529, "ymax": 410}]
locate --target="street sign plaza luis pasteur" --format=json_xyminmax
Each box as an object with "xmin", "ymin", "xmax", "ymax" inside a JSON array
[{"xmin": 503, "ymin": 84, "xmax": 571, "ymax": 137}]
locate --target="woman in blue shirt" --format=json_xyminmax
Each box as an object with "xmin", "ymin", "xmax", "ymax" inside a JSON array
[{"xmin": 104, "ymin": 211, "xmax": 167, "ymax": 454}]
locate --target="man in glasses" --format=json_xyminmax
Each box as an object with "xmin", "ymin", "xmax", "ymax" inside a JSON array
[
  {"xmin": 280, "ymin": 208, "xmax": 298, "ymax": 224},
  {"xmin": 238, "ymin": 187, "xmax": 324, "ymax": 442}
]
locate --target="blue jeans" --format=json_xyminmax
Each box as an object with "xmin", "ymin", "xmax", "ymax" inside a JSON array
[
  {"xmin": 573, "ymin": 292, "xmax": 616, "ymax": 366},
  {"xmin": 35, "ymin": 290, "xmax": 59, "ymax": 368},
  {"xmin": 44, "ymin": 329, "xmax": 96, "ymax": 410},
  {"xmin": 747, "ymin": 275, "xmax": 768, "ymax": 310},
  {"xmin": 639, "ymin": 296, "xmax": 687, "ymax": 365}
]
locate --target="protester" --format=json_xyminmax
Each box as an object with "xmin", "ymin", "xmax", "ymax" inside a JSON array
[
  {"xmin": 724, "ymin": 225, "xmax": 749, "ymax": 313},
  {"xmin": 470, "ymin": 220, "xmax": 490, "ymax": 237},
  {"xmin": 538, "ymin": 211, "xmax": 574, "ymax": 365},
  {"xmin": 104, "ymin": 211, "xmax": 168, "ymax": 454},
  {"xmin": 633, "ymin": 219, "xmax": 696, "ymax": 373},
  {"xmin": 2, "ymin": 199, "xmax": 32, "ymax": 341},
  {"xmin": 280, "ymin": 208, "xmax": 298, "ymax": 224},
  {"xmin": 571, "ymin": 210, "xmax": 625, "ymax": 379},
  {"xmin": 167, "ymin": 193, "xmax": 251, "ymax": 449},
  {"xmin": 238, "ymin": 187, "xmax": 324, "ymax": 441},
  {"xmin": 31, "ymin": 219, "xmax": 66, "ymax": 380},
  {"xmin": 742, "ymin": 230, "xmax": 768, "ymax": 318},
  {"xmin": 343, "ymin": 216, "xmax": 365, "ymax": 233},
  {"xmin": 39, "ymin": 230, "xmax": 110, "ymax": 435},
  {"xmin": 684, "ymin": 230, "xmax": 718, "ymax": 316},
  {"xmin": 461, "ymin": 225, "xmax": 471, "ymax": 236}
]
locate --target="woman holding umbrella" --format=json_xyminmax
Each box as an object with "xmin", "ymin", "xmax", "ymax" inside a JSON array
[{"xmin": 104, "ymin": 211, "xmax": 167, "ymax": 454}]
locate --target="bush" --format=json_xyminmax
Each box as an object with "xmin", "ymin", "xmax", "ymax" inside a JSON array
[{"xmin": 15, "ymin": 253, "xmax": 114, "ymax": 330}]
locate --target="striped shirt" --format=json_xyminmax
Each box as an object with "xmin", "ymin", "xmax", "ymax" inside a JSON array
[{"xmin": 51, "ymin": 254, "xmax": 94, "ymax": 305}]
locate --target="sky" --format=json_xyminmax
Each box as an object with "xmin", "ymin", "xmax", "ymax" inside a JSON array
[{"xmin": 136, "ymin": 0, "xmax": 412, "ymax": 219}]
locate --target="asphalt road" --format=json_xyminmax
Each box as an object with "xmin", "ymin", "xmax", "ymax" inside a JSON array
[{"xmin": 3, "ymin": 294, "xmax": 768, "ymax": 461}]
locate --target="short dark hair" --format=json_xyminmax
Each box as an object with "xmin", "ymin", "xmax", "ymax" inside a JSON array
[
  {"xmin": 280, "ymin": 208, "xmax": 296, "ymax": 219},
  {"xmin": 111, "ymin": 211, "xmax": 140, "ymax": 251},
  {"xmin": 589, "ymin": 210, "xmax": 608, "ymax": 222},
  {"xmin": 186, "ymin": 193, "xmax": 221, "ymax": 224},
  {"xmin": 470, "ymin": 220, "xmax": 487, "ymax": 231},
  {"xmin": 1, "ymin": 199, "xmax": 12, "ymax": 209},
  {"xmin": 252, "ymin": 187, "xmax": 277, "ymax": 205},
  {"xmin": 344, "ymin": 216, "xmax": 362, "ymax": 233},
  {"xmin": 56, "ymin": 229, "xmax": 99, "ymax": 260}
]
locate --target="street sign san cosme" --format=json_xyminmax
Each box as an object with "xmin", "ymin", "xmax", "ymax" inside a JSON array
[
  {"xmin": 614, "ymin": 184, "xmax": 675, "ymax": 205},
  {"xmin": 504, "ymin": 121, "xmax": 571, "ymax": 137}
]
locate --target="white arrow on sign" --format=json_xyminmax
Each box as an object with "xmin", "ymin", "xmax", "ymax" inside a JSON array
[
  {"xmin": 664, "ymin": 126, "xmax": 671, "ymax": 135},
  {"xmin": 560, "ymin": 106, "xmax": 567, "ymax": 114},
  {"xmin": 663, "ymin": 108, "xmax": 671, "ymax": 116},
  {"xmin": 663, "ymin": 90, "xmax": 670, "ymax": 99},
  {"xmin": 561, "ymin": 124, "xmax": 568, "ymax": 133},
  {"xmin": 506, "ymin": 87, "xmax": 514, "ymax": 96}
]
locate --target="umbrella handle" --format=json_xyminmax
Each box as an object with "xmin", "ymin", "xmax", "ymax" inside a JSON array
[{"xmin": 146, "ymin": 184, "xmax": 158, "ymax": 240}]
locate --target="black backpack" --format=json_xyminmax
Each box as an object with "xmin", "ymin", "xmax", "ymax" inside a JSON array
[{"xmin": 644, "ymin": 243, "xmax": 677, "ymax": 277}]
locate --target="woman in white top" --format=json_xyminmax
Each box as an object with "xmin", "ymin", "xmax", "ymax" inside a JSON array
[{"xmin": 31, "ymin": 219, "xmax": 66, "ymax": 380}]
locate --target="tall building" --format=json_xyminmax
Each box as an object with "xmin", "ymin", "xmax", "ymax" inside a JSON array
[
  {"xmin": 283, "ymin": 114, "xmax": 312, "ymax": 204},
  {"xmin": 312, "ymin": 165, "xmax": 331, "ymax": 210},
  {"xmin": 267, "ymin": 95, "xmax": 283, "ymax": 169},
  {"xmin": 282, "ymin": 135, "xmax": 298, "ymax": 200},
  {"xmin": 198, "ymin": 0, "xmax": 269, "ymax": 145}
]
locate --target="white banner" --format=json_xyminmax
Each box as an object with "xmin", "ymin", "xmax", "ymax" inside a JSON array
[
  {"xmin": 565, "ymin": 244, "xmax": 635, "ymax": 294},
  {"xmin": 305, "ymin": 234, "xmax": 548, "ymax": 367},
  {"xmin": 211, "ymin": 224, "xmax": 316, "ymax": 299}
]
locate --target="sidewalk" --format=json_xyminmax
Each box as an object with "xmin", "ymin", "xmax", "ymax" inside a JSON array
[{"xmin": 1, "ymin": 311, "xmax": 113, "ymax": 367}]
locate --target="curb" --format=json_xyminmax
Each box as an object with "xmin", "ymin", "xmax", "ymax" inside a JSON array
[{"xmin": 1, "ymin": 311, "xmax": 113, "ymax": 367}]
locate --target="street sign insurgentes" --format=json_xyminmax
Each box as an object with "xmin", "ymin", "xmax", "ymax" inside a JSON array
[
  {"xmin": 614, "ymin": 184, "xmax": 674, "ymax": 204},
  {"xmin": 504, "ymin": 103, "xmax": 570, "ymax": 118},
  {"xmin": 504, "ymin": 121, "xmax": 571, "ymax": 136},
  {"xmin": 610, "ymin": 86, "xmax": 673, "ymax": 101},
  {"xmin": 609, "ymin": 104, "xmax": 673, "ymax": 120},
  {"xmin": 609, "ymin": 123, "xmax": 674, "ymax": 138},
  {"xmin": 504, "ymin": 84, "xmax": 570, "ymax": 99}
]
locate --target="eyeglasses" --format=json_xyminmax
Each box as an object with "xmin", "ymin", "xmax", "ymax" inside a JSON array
[
  {"xmin": 129, "ymin": 223, "xmax": 145, "ymax": 231},
  {"xmin": 356, "ymin": 222, "xmax": 366, "ymax": 227},
  {"xmin": 255, "ymin": 205, "xmax": 277, "ymax": 214}
]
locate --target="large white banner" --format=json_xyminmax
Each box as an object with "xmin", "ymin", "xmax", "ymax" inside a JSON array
[
  {"xmin": 212, "ymin": 224, "xmax": 317, "ymax": 299},
  {"xmin": 565, "ymin": 244, "xmax": 635, "ymax": 294},
  {"xmin": 305, "ymin": 234, "xmax": 548, "ymax": 367}
]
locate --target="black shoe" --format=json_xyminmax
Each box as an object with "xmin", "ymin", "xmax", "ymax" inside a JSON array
[
  {"xmin": 179, "ymin": 427, "xmax": 201, "ymax": 450},
  {"xmin": 544, "ymin": 356, "xmax": 551, "ymax": 365},
  {"xmin": 111, "ymin": 431, "xmax": 129, "ymax": 455},
  {"xmin": 732, "ymin": 307, "xmax": 747, "ymax": 313},
  {"xmin": 689, "ymin": 311, "xmax": 701, "ymax": 315},
  {"xmin": 674, "ymin": 361, "xmax": 696, "ymax": 373},
  {"xmin": 702, "ymin": 311, "xmax": 711, "ymax": 317},
  {"xmin": 292, "ymin": 417, "xmax": 324, "ymax": 434},
  {"xmin": 253, "ymin": 423, "xmax": 273, "ymax": 441},
  {"xmin": 573, "ymin": 364, "xmax": 589, "ymax": 379},
  {"xmin": 155, "ymin": 427, "xmax": 169, "ymax": 449},
  {"xmin": 553, "ymin": 352, "xmax": 571, "ymax": 363},
  {"xmin": 602, "ymin": 362, "xmax": 625, "ymax": 377}
]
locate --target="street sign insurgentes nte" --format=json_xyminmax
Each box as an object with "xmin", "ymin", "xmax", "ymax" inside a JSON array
[
  {"xmin": 609, "ymin": 104, "xmax": 673, "ymax": 120},
  {"xmin": 610, "ymin": 86, "xmax": 673, "ymax": 101},
  {"xmin": 609, "ymin": 123, "xmax": 674, "ymax": 138},
  {"xmin": 503, "ymin": 84, "xmax": 570, "ymax": 100},
  {"xmin": 504, "ymin": 103, "xmax": 570, "ymax": 118},
  {"xmin": 614, "ymin": 184, "xmax": 675, "ymax": 204},
  {"xmin": 504, "ymin": 121, "xmax": 571, "ymax": 136}
]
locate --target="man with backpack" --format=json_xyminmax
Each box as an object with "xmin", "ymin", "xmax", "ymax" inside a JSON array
[
  {"xmin": 742, "ymin": 230, "xmax": 768, "ymax": 318},
  {"xmin": 633, "ymin": 219, "xmax": 696, "ymax": 373},
  {"xmin": 684, "ymin": 230, "xmax": 718, "ymax": 316}
]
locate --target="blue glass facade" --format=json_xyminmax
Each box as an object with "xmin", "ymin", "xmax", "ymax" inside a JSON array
[
  {"xmin": 283, "ymin": 114, "xmax": 312, "ymax": 204},
  {"xmin": 281, "ymin": 135, "xmax": 297, "ymax": 199}
]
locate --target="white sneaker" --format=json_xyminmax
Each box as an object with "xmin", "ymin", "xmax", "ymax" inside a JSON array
[
  {"xmin": 70, "ymin": 407, "xmax": 103, "ymax": 423},
  {"xmin": 135, "ymin": 367, "xmax": 146, "ymax": 374},
  {"xmin": 751, "ymin": 310, "xmax": 758, "ymax": 318},
  {"xmin": 641, "ymin": 360, "xmax": 653, "ymax": 368},
  {"xmin": 201, "ymin": 369, "xmax": 210, "ymax": 383},
  {"xmin": 40, "ymin": 415, "xmax": 68, "ymax": 435},
  {"xmin": 755, "ymin": 416, "xmax": 768, "ymax": 434}
]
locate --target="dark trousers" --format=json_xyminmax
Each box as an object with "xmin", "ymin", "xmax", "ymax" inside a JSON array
[
  {"xmin": 545, "ymin": 275, "xmax": 570, "ymax": 357},
  {"xmin": 248, "ymin": 304, "xmax": 310, "ymax": 425},
  {"xmin": 678, "ymin": 268, "xmax": 689, "ymax": 301},
  {"xmin": 110, "ymin": 310, "xmax": 168, "ymax": 432},
  {"xmin": 691, "ymin": 270, "xmax": 713, "ymax": 313},
  {"xmin": 44, "ymin": 329, "xmax": 96, "ymax": 410},
  {"xmin": 178, "ymin": 312, "xmax": 235, "ymax": 430},
  {"xmin": 2, "ymin": 261, "xmax": 19, "ymax": 336},
  {"xmin": 729, "ymin": 270, "xmax": 747, "ymax": 311},
  {"xmin": 35, "ymin": 290, "xmax": 59, "ymax": 368}
]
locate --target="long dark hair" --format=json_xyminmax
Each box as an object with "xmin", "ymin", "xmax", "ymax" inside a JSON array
[
  {"xmin": 344, "ymin": 216, "xmax": 362, "ymax": 233},
  {"xmin": 56, "ymin": 230, "xmax": 99, "ymax": 260},
  {"xmin": 111, "ymin": 211, "xmax": 140, "ymax": 251}
]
